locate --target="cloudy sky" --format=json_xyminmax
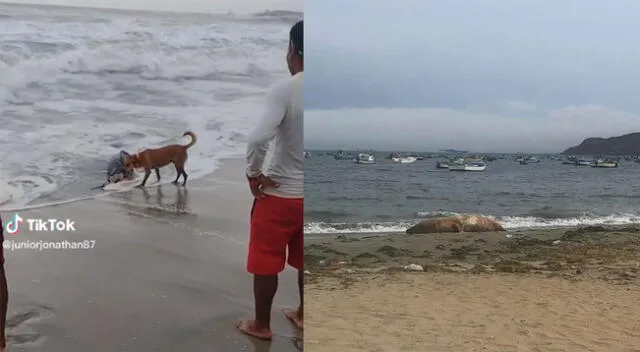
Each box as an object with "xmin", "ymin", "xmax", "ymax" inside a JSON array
[
  {"xmin": 306, "ymin": 0, "xmax": 640, "ymax": 152},
  {"xmin": 4, "ymin": 0, "xmax": 300, "ymax": 14}
]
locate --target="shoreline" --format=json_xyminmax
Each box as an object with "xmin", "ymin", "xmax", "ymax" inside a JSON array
[
  {"xmin": 305, "ymin": 225, "xmax": 640, "ymax": 282},
  {"xmin": 306, "ymin": 223, "xmax": 640, "ymax": 237},
  {"xmin": 4, "ymin": 158, "xmax": 302, "ymax": 352},
  {"xmin": 0, "ymin": 156, "xmax": 244, "ymax": 213},
  {"xmin": 305, "ymin": 220, "xmax": 640, "ymax": 237}
]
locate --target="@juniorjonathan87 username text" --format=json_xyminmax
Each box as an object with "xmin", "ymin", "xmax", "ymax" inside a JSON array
[{"xmin": 3, "ymin": 240, "xmax": 96, "ymax": 251}]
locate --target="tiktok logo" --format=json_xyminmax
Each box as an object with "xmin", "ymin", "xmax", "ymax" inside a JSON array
[{"xmin": 5, "ymin": 213, "xmax": 23, "ymax": 235}]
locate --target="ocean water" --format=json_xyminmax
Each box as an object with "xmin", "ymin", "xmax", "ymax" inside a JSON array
[
  {"xmin": 0, "ymin": 4, "xmax": 299, "ymax": 210},
  {"xmin": 304, "ymin": 151, "xmax": 640, "ymax": 234}
]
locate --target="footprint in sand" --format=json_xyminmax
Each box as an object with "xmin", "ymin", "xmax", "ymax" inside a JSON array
[{"xmin": 6, "ymin": 304, "xmax": 55, "ymax": 347}]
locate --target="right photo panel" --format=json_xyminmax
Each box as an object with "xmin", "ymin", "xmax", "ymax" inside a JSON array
[{"xmin": 304, "ymin": 1, "xmax": 640, "ymax": 351}]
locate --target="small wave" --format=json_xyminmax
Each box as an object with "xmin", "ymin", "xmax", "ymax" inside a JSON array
[
  {"xmin": 496, "ymin": 213, "xmax": 640, "ymax": 229},
  {"xmin": 406, "ymin": 195, "xmax": 453, "ymax": 201},
  {"xmin": 0, "ymin": 175, "xmax": 58, "ymax": 210},
  {"xmin": 406, "ymin": 195, "xmax": 430, "ymax": 200},
  {"xmin": 491, "ymin": 191, "xmax": 568, "ymax": 199},
  {"xmin": 589, "ymin": 194, "xmax": 640, "ymax": 199},
  {"xmin": 304, "ymin": 221, "xmax": 415, "ymax": 234},
  {"xmin": 305, "ymin": 210, "xmax": 353, "ymax": 220},
  {"xmin": 415, "ymin": 211, "xmax": 461, "ymax": 218},
  {"xmin": 326, "ymin": 196, "xmax": 384, "ymax": 202},
  {"xmin": 518, "ymin": 206, "xmax": 583, "ymax": 219},
  {"xmin": 305, "ymin": 213, "xmax": 640, "ymax": 234}
]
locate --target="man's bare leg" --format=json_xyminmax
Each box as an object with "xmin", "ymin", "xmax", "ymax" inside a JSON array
[
  {"xmin": 283, "ymin": 269, "xmax": 303, "ymax": 329},
  {"xmin": 235, "ymin": 274, "xmax": 278, "ymax": 340},
  {"xmin": 0, "ymin": 264, "xmax": 8, "ymax": 351}
]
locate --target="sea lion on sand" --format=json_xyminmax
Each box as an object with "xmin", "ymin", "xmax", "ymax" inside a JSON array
[{"xmin": 406, "ymin": 215, "xmax": 505, "ymax": 234}]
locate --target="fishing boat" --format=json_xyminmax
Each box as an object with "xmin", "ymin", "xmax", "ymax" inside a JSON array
[
  {"xmin": 575, "ymin": 158, "xmax": 593, "ymax": 166},
  {"xmin": 518, "ymin": 156, "xmax": 540, "ymax": 165},
  {"xmin": 449, "ymin": 160, "xmax": 487, "ymax": 172},
  {"xmin": 334, "ymin": 150, "xmax": 355, "ymax": 160},
  {"xmin": 354, "ymin": 153, "xmax": 376, "ymax": 164},
  {"xmin": 591, "ymin": 159, "xmax": 618, "ymax": 168},
  {"xmin": 392, "ymin": 156, "xmax": 417, "ymax": 164},
  {"xmin": 435, "ymin": 161, "xmax": 449, "ymax": 169}
]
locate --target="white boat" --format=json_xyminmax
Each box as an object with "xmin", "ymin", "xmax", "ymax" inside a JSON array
[
  {"xmin": 591, "ymin": 159, "xmax": 618, "ymax": 168},
  {"xmin": 576, "ymin": 159, "xmax": 593, "ymax": 166},
  {"xmin": 435, "ymin": 161, "xmax": 449, "ymax": 169},
  {"xmin": 449, "ymin": 160, "xmax": 487, "ymax": 172},
  {"xmin": 392, "ymin": 156, "xmax": 417, "ymax": 164},
  {"xmin": 519, "ymin": 156, "xmax": 540, "ymax": 165},
  {"xmin": 355, "ymin": 153, "xmax": 375, "ymax": 164}
]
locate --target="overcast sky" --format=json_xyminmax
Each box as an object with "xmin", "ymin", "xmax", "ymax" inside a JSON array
[
  {"xmin": 3, "ymin": 0, "xmax": 300, "ymax": 14},
  {"xmin": 306, "ymin": 0, "xmax": 640, "ymax": 153}
]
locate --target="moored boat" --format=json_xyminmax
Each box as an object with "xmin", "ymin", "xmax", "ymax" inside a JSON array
[
  {"xmin": 591, "ymin": 159, "xmax": 618, "ymax": 168},
  {"xmin": 449, "ymin": 160, "xmax": 487, "ymax": 172},
  {"xmin": 392, "ymin": 156, "xmax": 417, "ymax": 164},
  {"xmin": 354, "ymin": 153, "xmax": 376, "ymax": 164},
  {"xmin": 334, "ymin": 150, "xmax": 356, "ymax": 160},
  {"xmin": 575, "ymin": 158, "xmax": 593, "ymax": 166}
]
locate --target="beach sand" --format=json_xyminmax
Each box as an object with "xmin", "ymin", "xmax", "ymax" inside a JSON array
[
  {"xmin": 305, "ymin": 227, "xmax": 640, "ymax": 352},
  {"xmin": 4, "ymin": 159, "xmax": 302, "ymax": 352}
]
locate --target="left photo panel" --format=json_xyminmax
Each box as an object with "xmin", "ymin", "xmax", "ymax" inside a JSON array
[{"xmin": 0, "ymin": 1, "xmax": 302, "ymax": 351}]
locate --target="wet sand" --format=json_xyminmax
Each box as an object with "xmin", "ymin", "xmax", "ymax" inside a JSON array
[
  {"xmin": 4, "ymin": 158, "xmax": 301, "ymax": 352},
  {"xmin": 305, "ymin": 227, "xmax": 640, "ymax": 352}
]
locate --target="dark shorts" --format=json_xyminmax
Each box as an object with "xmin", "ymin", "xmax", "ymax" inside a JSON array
[{"xmin": 246, "ymin": 195, "xmax": 303, "ymax": 275}]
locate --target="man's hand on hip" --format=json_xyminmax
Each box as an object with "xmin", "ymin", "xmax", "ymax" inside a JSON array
[{"xmin": 247, "ymin": 174, "xmax": 279, "ymax": 199}]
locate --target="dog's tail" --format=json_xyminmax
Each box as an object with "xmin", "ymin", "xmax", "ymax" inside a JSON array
[{"xmin": 182, "ymin": 131, "xmax": 197, "ymax": 149}]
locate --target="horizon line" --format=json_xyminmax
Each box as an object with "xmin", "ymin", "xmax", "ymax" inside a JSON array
[
  {"xmin": 305, "ymin": 148, "xmax": 569, "ymax": 154},
  {"xmin": 0, "ymin": 1, "xmax": 301, "ymax": 16}
]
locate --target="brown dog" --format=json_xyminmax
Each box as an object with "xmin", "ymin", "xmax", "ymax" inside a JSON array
[{"xmin": 124, "ymin": 131, "xmax": 197, "ymax": 187}]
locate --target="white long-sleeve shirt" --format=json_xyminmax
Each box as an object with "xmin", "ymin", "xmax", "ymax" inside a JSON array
[{"xmin": 245, "ymin": 71, "xmax": 303, "ymax": 198}]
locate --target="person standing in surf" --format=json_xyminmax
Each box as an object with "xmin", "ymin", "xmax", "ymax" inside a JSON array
[{"xmin": 235, "ymin": 20, "xmax": 304, "ymax": 340}]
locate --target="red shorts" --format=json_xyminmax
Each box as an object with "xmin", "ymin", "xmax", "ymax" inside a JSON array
[{"xmin": 247, "ymin": 194, "xmax": 303, "ymax": 275}]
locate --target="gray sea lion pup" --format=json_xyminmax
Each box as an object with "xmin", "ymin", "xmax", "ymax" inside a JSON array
[{"xmin": 105, "ymin": 150, "xmax": 134, "ymax": 185}]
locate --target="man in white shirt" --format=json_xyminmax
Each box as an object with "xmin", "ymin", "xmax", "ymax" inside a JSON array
[{"xmin": 235, "ymin": 20, "xmax": 304, "ymax": 341}]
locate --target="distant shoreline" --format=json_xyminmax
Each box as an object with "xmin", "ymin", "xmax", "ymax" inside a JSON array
[{"xmin": 0, "ymin": 2, "xmax": 302, "ymax": 17}]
